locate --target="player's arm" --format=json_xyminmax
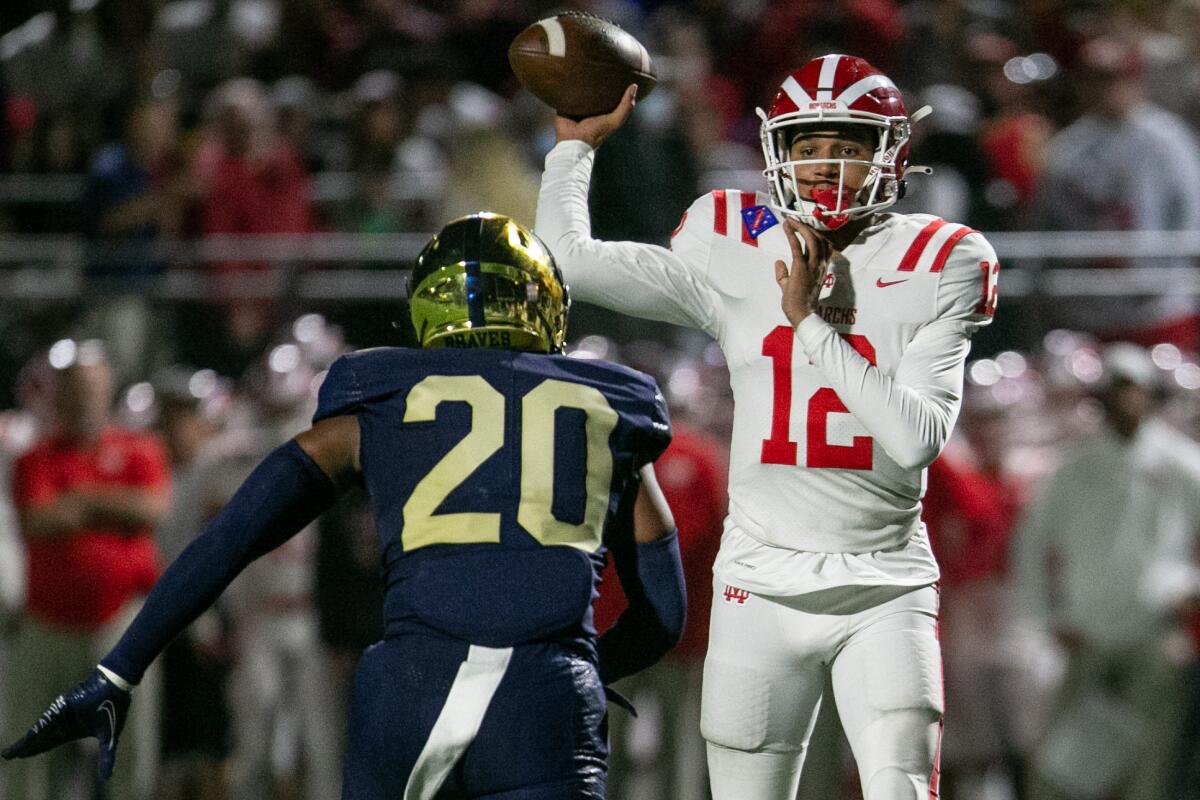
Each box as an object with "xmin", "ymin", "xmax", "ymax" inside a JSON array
[
  {"xmin": 595, "ymin": 464, "xmax": 687, "ymax": 685},
  {"xmin": 536, "ymin": 88, "xmax": 722, "ymax": 336},
  {"xmin": 776, "ymin": 219, "xmax": 996, "ymax": 470},
  {"xmin": 1, "ymin": 415, "xmax": 360, "ymax": 780}
]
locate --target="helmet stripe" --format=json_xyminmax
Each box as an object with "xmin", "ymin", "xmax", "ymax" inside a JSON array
[
  {"xmin": 836, "ymin": 74, "xmax": 899, "ymax": 108},
  {"xmin": 780, "ymin": 75, "xmax": 813, "ymax": 108},
  {"xmin": 816, "ymin": 54, "xmax": 841, "ymax": 100},
  {"xmin": 464, "ymin": 215, "xmax": 486, "ymax": 327}
]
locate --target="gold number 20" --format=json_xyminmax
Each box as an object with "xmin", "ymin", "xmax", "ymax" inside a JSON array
[{"xmin": 401, "ymin": 375, "xmax": 617, "ymax": 553}]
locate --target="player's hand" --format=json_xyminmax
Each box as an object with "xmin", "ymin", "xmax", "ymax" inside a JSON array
[
  {"xmin": 554, "ymin": 84, "xmax": 637, "ymax": 149},
  {"xmin": 775, "ymin": 217, "xmax": 833, "ymax": 326},
  {"xmin": 1, "ymin": 668, "xmax": 132, "ymax": 781}
]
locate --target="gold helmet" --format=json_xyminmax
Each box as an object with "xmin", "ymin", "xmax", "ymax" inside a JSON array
[{"xmin": 408, "ymin": 213, "xmax": 569, "ymax": 354}]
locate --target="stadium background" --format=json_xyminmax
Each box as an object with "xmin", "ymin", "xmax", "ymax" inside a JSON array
[{"xmin": 2, "ymin": 1, "xmax": 1200, "ymax": 799}]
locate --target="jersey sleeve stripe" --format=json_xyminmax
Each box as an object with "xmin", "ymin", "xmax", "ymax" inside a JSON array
[
  {"xmin": 929, "ymin": 227, "xmax": 979, "ymax": 273},
  {"xmin": 740, "ymin": 191, "xmax": 759, "ymax": 247},
  {"xmin": 713, "ymin": 190, "xmax": 728, "ymax": 236},
  {"xmin": 897, "ymin": 218, "xmax": 947, "ymax": 271}
]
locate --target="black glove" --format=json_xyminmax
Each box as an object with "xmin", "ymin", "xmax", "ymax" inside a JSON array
[{"xmin": 1, "ymin": 668, "xmax": 132, "ymax": 780}]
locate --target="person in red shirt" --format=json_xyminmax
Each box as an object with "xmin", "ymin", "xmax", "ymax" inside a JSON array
[{"xmin": 2, "ymin": 339, "xmax": 169, "ymax": 800}]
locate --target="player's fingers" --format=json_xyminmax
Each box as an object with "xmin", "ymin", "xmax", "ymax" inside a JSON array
[
  {"xmin": 1, "ymin": 725, "xmax": 67, "ymax": 759},
  {"xmin": 96, "ymin": 732, "xmax": 117, "ymax": 781},
  {"xmin": 774, "ymin": 258, "xmax": 789, "ymax": 286},
  {"xmin": 608, "ymin": 84, "xmax": 638, "ymax": 126}
]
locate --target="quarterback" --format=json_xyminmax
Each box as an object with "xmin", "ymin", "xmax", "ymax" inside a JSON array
[
  {"xmin": 535, "ymin": 54, "xmax": 998, "ymax": 800},
  {"xmin": 2, "ymin": 214, "xmax": 687, "ymax": 799}
]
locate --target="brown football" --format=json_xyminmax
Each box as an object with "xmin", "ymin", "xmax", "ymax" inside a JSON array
[{"xmin": 508, "ymin": 12, "xmax": 656, "ymax": 119}]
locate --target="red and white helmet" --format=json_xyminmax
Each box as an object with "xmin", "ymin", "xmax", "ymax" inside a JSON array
[{"xmin": 760, "ymin": 54, "xmax": 921, "ymax": 230}]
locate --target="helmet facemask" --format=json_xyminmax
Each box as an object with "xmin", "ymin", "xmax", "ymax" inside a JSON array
[{"xmin": 760, "ymin": 113, "xmax": 911, "ymax": 231}]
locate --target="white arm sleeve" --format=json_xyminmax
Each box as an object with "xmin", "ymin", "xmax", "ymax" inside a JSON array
[
  {"xmin": 535, "ymin": 140, "xmax": 722, "ymax": 338},
  {"xmin": 795, "ymin": 314, "xmax": 970, "ymax": 470},
  {"xmin": 794, "ymin": 231, "xmax": 998, "ymax": 471}
]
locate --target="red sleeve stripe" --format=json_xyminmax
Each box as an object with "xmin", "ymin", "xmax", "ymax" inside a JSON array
[
  {"xmin": 929, "ymin": 227, "xmax": 979, "ymax": 273},
  {"xmin": 740, "ymin": 191, "xmax": 759, "ymax": 247},
  {"xmin": 713, "ymin": 190, "xmax": 727, "ymax": 236},
  {"xmin": 897, "ymin": 218, "xmax": 947, "ymax": 271}
]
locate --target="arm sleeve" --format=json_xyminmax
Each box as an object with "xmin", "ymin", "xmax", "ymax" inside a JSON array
[
  {"xmin": 535, "ymin": 140, "xmax": 723, "ymax": 338},
  {"xmin": 795, "ymin": 232, "xmax": 998, "ymax": 471},
  {"xmin": 100, "ymin": 440, "xmax": 338, "ymax": 683}
]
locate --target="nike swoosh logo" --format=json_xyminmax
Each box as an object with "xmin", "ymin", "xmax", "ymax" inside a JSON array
[
  {"xmin": 876, "ymin": 278, "xmax": 908, "ymax": 288},
  {"xmin": 99, "ymin": 701, "xmax": 116, "ymax": 752}
]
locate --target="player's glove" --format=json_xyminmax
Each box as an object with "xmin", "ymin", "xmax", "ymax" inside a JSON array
[{"xmin": 0, "ymin": 668, "xmax": 132, "ymax": 780}]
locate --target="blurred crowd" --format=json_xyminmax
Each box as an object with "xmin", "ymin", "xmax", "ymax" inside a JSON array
[
  {"xmin": 1, "ymin": 0, "xmax": 1200, "ymax": 388},
  {"xmin": 3, "ymin": 0, "xmax": 1200, "ymax": 799}
]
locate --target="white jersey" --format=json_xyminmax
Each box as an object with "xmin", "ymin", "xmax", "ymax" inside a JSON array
[{"xmin": 537, "ymin": 140, "xmax": 998, "ymax": 595}]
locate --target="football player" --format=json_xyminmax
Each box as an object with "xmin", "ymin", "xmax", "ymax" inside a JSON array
[
  {"xmin": 1, "ymin": 213, "xmax": 687, "ymax": 800},
  {"xmin": 535, "ymin": 54, "xmax": 998, "ymax": 800}
]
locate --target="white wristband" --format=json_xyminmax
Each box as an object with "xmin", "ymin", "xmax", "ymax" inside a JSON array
[{"xmin": 97, "ymin": 664, "xmax": 134, "ymax": 692}]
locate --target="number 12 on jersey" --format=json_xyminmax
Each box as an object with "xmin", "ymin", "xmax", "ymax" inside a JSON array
[{"xmin": 760, "ymin": 326, "xmax": 877, "ymax": 470}]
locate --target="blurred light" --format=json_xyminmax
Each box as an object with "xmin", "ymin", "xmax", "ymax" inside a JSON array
[
  {"xmin": 1028, "ymin": 53, "xmax": 1058, "ymax": 79},
  {"xmin": 1, "ymin": 12, "xmax": 56, "ymax": 61},
  {"xmin": 1151, "ymin": 343, "xmax": 1182, "ymax": 370},
  {"xmin": 268, "ymin": 344, "xmax": 301, "ymax": 374},
  {"xmin": 1175, "ymin": 363, "xmax": 1200, "ymax": 390},
  {"xmin": 158, "ymin": 0, "xmax": 215, "ymax": 32},
  {"xmin": 668, "ymin": 366, "xmax": 700, "ymax": 400},
  {"xmin": 151, "ymin": 69, "xmax": 182, "ymax": 99},
  {"xmin": 1044, "ymin": 329, "xmax": 1080, "ymax": 356},
  {"xmin": 1068, "ymin": 350, "xmax": 1104, "ymax": 383},
  {"xmin": 71, "ymin": 0, "xmax": 100, "ymax": 11},
  {"xmin": 48, "ymin": 339, "xmax": 77, "ymax": 369},
  {"xmin": 569, "ymin": 335, "xmax": 615, "ymax": 361},
  {"xmin": 1003, "ymin": 56, "xmax": 1037, "ymax": 84},
  {"xmin": 995, "ymin": 351, "xmax": 1027, "ymax": 378},
  {"xmin": 292, "ymin": 313, "xmax": 325, "ymax": 343},
  {"xmin": 991, "ymin": 379, "xmax": 1026, "ymax": 406},
  {"xmin": 188, "ymin": 368, "xmax": 218, "ymax": 399},
  {"xmin": 703, "ymin": 341, "xmax": 726, "ymax": 367},
  {"xmin": 969, "ymin": 359, "xmax": 1001, "ymax": 386},
  {"xmin": 125, "ymin": 382, "xmax": 156, "ymax": 414}
]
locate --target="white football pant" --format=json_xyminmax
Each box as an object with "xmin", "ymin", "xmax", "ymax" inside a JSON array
[{"xmin": 701, "ymin": 581, "xmax": 943, "ymax": 800}]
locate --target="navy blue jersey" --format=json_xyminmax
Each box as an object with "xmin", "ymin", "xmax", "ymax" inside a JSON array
[{"xmin": 314, "ymin": 347, "xmax": 671, "ymax": 649}]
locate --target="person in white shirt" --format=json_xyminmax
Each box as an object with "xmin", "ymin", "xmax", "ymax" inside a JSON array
[
  {"xmin": 1015, "ymin": 343, "xmax": 1200, "ymax": 800},
  {"xmin": 536, "ymin": 53, "xmax": 998, "ymax": 800}
]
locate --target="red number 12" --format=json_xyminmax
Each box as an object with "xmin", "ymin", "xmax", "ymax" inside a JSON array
[{"xmin": 760, "ymin": 326, "xmax": 876, "ymax": 470}]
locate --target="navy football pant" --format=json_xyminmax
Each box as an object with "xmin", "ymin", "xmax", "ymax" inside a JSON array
[{"xmin": 342, "ymin": 633, "xmax": 607, "ymax": 799}]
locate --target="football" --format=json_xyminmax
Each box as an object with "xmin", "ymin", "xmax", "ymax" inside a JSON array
[{"xmin": 508, "ymin": 12, "xmax": 656, "ymax": 119}]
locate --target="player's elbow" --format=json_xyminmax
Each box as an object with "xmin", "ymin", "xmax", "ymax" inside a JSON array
[{"xmin": 887, "ymin": 437, "xmax": 942, "ymax": 471}]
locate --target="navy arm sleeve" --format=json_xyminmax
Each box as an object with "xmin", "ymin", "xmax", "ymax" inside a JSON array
[
  {"xmin": 595, "ymin": 480, "xmax": 686, "ymax": 685},
  {"xmin": 101, "ymin": 440, "xmax": 338, "ymax": 683}
]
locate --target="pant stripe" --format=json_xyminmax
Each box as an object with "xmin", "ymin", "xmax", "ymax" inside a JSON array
[{"xmin": 403, "ymin": 645, "xmax": 514, "ymax": 800}]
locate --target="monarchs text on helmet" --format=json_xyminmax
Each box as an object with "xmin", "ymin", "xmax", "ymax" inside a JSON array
[{"xmin": 408, "ymin": 213, "xmax": 569, "ymax": 354}]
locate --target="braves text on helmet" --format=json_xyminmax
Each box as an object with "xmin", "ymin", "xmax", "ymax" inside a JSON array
[{"xmin": 759, "ymin": 54, "xmax": 914, "ymax": 231}]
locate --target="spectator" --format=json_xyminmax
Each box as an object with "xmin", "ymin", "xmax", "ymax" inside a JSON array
[
  {"xmin": 194, "ymin": 78, "xmax": 313, "ymax": 376},
  {"xmin": 2, "ymin": 339, "xmax": 169, "ymax": 800},
  {"xmin": 1015, "ymin": 342, "xmax": 1200, "ymax": 800},
  {"xmin": 199, "ymin": 344, "xmax": 338, "ymax": 800},
  {"xmin": 149, "ymin": 366, "xmax": 233, "ymax": 800},
  {"xmin": 78, "ymin": 97, "xmax": 191, "ymax": 383},
  {"xmin": 1033, "ymin": 37, "xmax": 1200, "ymax": 349}
]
